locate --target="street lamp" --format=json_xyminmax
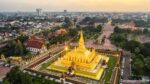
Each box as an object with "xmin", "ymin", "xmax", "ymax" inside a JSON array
[{"xmin": 65, "ymin": 46, "xmax": 69, "ymax": 51}]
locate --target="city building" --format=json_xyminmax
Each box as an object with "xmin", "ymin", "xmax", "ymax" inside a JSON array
[
  {"xmin": 55, "ymin": 29, "xmax": 67, "ymax": 37},
  {"xmin": 117, "ymin": 21, "xmax": 137, "ymax": 30},
  {"xmin": 49, "ymin": 22, "xmax": 63, "ymax": 27},
  {"xmin": 36, "ymin": 8, "xmax": 42, "ymax": 16},
  {"xmin": 64, "ymin": 10, "xmax": 67, "ymax": 13},
  {"xmin": 8, "ymin": 56, "xmax": 22, "ymax": 66},
  {"xmin": 26, "ymin": 36, "xmax": 47, "ymax": 53}
]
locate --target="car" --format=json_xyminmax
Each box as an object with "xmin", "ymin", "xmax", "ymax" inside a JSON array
[
  {"xmin": 4, "ymin": 64, "xmax": 9, "ymax": 67},
  {"xmin": 0, "ymin": 62, "xmax": 5, "ymax": 65},
  {"xmin": 10, "ymin": 65, "xmax": 15, "ymax": 68}
]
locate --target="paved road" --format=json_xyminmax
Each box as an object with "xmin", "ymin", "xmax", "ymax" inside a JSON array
[
  {"xmin": 33, "ymin": 49, "xmax": 64, "ymax": 70},
  {"xmin": 111, "ymin": 67, "xmax": 119, "ymax": 84},
  {"xmin": 71, "ymin": 24, "xmax": 117, "ymax": 50},
  {"xmin": 24, "ymin": 45, "xmax": 64, "ymax": 69},
  {"xmin": 0, "ymin": 65, "xmax": 11, "ymax": 81},
  {"xmin": 96, "ymin": 24, "xmax": 117, "ymax": 50},
  {"xmin": 122, "ymin": 51, "xmax": 131, "ymax": 80}
]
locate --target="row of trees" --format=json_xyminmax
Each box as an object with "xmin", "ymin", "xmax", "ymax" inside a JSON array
[
  {"xmin": 110, "ymin": 27, "xmax": 150, "ymax": 77},
  {"xmin": 80, "ymin": 17, "xmax": 150, "ymax": 28},
  {"xmin": 3, "ymin": 67, "xmax": 56, "ymax": 84},
  {"xmin": 51, "ymin": 24, "xmax": 102, "ymax": 44},
  {"xmin": 38, "ymin": 17, "xmax": 103, "ymax": 47},
  {"xmin": 79, "ymin": 24, "xmax": 102, "ymax": 40},
  {"xmin": 80, "ymin": 17, "xmax": 108, "ymax": 25},
  {"xmin": 48, "ymin": 28, "xmax": 78, "ymax": 44},
  {"xmin": 0, "ymin": 35, "xmax": 29, "ymax": 57},
  {"xmin": 112, "ymin": 19, "xmax": 150, "ymax": 28},
  {"xmin": 62, "ymin": 17, "xmax": 73, "ymax": 28},
  {"xmin": 38, "ymin": 27, "xmax": 79, "ymax": 47}
]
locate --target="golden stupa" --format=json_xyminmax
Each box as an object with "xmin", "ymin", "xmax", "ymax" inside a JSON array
[{"xmin": 47, "ymin": 32, "xmax": 109, "ymax": 80}]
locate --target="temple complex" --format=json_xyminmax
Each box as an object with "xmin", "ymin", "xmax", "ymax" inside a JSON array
[{"xmin": 47, "ymin": 32, "xmax": 109, "ymax": 80}]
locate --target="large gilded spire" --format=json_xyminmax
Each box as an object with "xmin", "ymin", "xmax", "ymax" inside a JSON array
[{"xmin": 79, "ymin": 31, "xmax": 85, "ymax": 49}]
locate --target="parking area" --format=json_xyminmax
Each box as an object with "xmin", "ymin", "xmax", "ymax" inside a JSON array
[{"xmin": 0, "ymin": 62, "xmax": 13, "ymax": 81}]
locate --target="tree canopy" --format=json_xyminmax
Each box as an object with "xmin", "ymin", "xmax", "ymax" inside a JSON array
[{"xmin": 3, "ymin": 67, "xmax": 56, "ymax": 84}]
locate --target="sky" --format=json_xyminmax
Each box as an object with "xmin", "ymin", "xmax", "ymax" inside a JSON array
[{"xmin": 0, "ymin": 0, "xmax": 150, "ymax": 12}]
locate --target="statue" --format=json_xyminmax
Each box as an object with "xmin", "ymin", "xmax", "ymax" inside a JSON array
[
  {"xmin": 0, "ymin": 54, "xmax": 6, "ymax": 62},
  {"xmin": 60, "ymin": 73, "xmax": 66, "ymax": 84},
  {"xmin": 66, "ymin": 62, "xmax": 76, "ymax": 76}
]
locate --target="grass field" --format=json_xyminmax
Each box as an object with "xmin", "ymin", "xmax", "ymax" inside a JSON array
[
  {"xmin": 39, "ymin": 61, "xmax": 52, "ymax": 70},
  {"xmin": 103, "ymin": 56, "xmax": 117, "ymax": 84},
  {"xmin": 39, "ymin": 54, "xmax": 60, "ymax": 70}
]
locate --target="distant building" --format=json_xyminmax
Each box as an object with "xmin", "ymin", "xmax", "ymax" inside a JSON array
[
  {"xmin": 64, "ymin": 10, "xmax": 67, "ymax": 13},
  {"xmin": 26, "ymin": 36, "xmax": 47, "ymax": 53},
  {"xmin": 94, "ymin": 22, "xmax": 103, "ymax": 28},
  {"xmin": 49, "ymin": 22, "xmax": 63, "ymax": 27},
  {"xmin": 36, "ymin": 8, "xmax": 42, "ymax": 16},
  {"xmin": 55, "ymin": 29, "xmax": 67, "ymax": 37},
  {"xmin": 8, "ymin": 56, "xmax": 22, "ymax": 66},
  {"xmin": 0, "ymin": 22, "xmax": 5, "ymax": 27},
  {"xmin": 0, "ymin": 36, "xmax": 2, "ymax": 40},
  {"xmin": 63, "ymin": 10, "xmax": 68, "ymax": 16},
  {"xmin": 117, "ymin": 21, "xmax": 137, "ymax": 30},
  {"xmin": 107, "ymin": 18, "xmax": 112, "ymax": 25}
]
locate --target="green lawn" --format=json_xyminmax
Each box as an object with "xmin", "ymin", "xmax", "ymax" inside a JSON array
[
  {"xmin": 39, "ymin": 55, "xmax": 59, "ymax": 71},
  {"xmin": 104, "ymin": 56, "xmax": 117, "ymax": 84},
  {"xmin": 131, "ymin": 34, "xmax": 139, "ymax": 41},
  {"xmin": 39, "ymin": 61, "xmax": 52, "ymax": 70}
]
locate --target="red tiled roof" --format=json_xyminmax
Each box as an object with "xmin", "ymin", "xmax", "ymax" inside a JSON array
[
  {"xmin": 27, "ymin": 40, "xmax": 44, "ymax": 49},
  {"xmin": 30, "ymin": 36, "xmax": 45, "ymax": 41},
  {"xmin": 0, "ymin": 66, "xmax": 11, "ymax": 79},
  {"xmin": 26, "ymin": 36, "xmax": 45, "ymax": 49},
  {"xmin": 55, "ymin": 29, "xmax": 67, "ymax": 36}
]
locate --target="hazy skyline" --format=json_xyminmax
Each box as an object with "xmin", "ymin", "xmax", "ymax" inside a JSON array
[{"xmin": 0, "ymin": 0, "xmax": 150, "ymax": 12}]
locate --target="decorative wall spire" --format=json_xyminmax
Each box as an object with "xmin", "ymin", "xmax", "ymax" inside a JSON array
[{"xmin": 79, "ymin": 31, "xmax": 85, "ymax": 49}]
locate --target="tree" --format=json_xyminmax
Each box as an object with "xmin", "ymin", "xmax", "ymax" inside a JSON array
[
  {"xmin": 17, "ymin": 35, "xmax": 29, "ymax": 43},
  {"xmin": 143, "ymin": 28, "xmax": 149, "ymax": 34},
  {"xmin": 123, "ymin": 40, "xmax": 141, "ymax": 53},
  {"xmin": 110, "ymin": 33, "xmax": 127, "ymax": 47},
  {"xmin": 134, "ymin": 47, "xmax": 140, "ymax": 54},
  {"xmin": 133, "ymin": 30, "xmax": 143, "ymax": 35},
  {"xmin": 4, "ymin": 66, "xmax": 21, "ymax": 84},
  {"xmin": 63, "ymin": 17, "xmax": 72, "ymax": 28},
  {"xmin": 0, "ymin": 41, "xmax": 16, "ymax": 57},
  {"xmin": 3, "ymin": 66, "xmax": 56, "ymax": 84},
  {"xmin": 144, "ymin": 57, "xmax": 150, "ymax": 70},
  {"xmin": 141, "ymin": 42, "xmax": 150, "ymax": 57},
  {"xmin": 97, "ymin": 24, "xmax": 102, "ymax": 32},
  {"xmin": 114, "ymin": 26, "xmax": 131, "ymax": 34},
  {"xmin": 82, "ymin": 17, "xmax": 91, "ymax": 23},
  {"xmin": 2, "ymin": 79, "xmax": 10, "ymax": 84},
  {"xmin": 132, "ymin": 58, "xmax": 145, "ymax": 75},
  {"xmin": 101, "ymin": 35, "xmax": 106, "ymax": 45},
  {"xmin": 69, "ymin": 28, "xmax": 78, "ymax": 37},
  {"xmin": 14, "ymin": 40, "xmax": 24, "ymax": 56}
]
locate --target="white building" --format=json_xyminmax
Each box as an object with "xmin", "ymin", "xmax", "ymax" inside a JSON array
[{"xmin": 26, "ymin": 36, "xmax": 47, "ymax": 53}]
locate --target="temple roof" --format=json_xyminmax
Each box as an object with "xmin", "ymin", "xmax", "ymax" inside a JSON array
[{"xmin": 79, "ymin": 31, "xmax": 85, "ymax": 49}]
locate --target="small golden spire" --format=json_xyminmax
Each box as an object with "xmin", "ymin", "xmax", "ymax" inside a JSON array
[{"xmin": 79, "ymin": 31, "xmax": 85, "ymax": 49}]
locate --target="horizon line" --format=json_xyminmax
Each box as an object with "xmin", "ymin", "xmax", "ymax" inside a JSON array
[{"xmin": 0, "ymin": 10, "xmax": 150, "ymax": 13}]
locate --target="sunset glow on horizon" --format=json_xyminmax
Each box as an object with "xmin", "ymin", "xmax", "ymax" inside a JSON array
[{"xmin": 0, "ymin": 0, "xmax": 150, "ymax": 12}]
